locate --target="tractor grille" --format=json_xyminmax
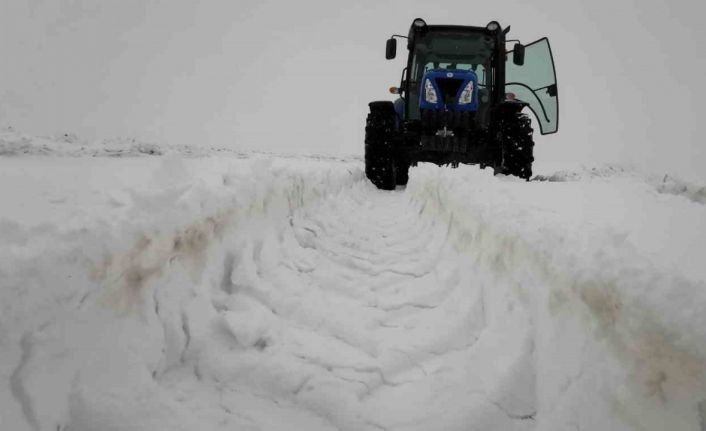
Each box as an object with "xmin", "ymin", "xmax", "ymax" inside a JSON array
[{"xmin": 434, "ymin": 78, "xmax": 464, "ymax": 104}]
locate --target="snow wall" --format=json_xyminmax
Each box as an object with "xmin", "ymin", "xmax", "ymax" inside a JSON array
[
  {"xmin": 407, "ymin": 165, "xmax": 706, "ymax": 430},
  {"xmin": 1, "ymin": 155, "xmax": 705, "ymax": 430},
  {"xmin": 1, "ymin": 157, "xmax": 364, "ymax": 430}
]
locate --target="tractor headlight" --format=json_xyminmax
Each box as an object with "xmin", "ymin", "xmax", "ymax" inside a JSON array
[
  {"xmin": 458, "ymin": 81, "xmax": 474, "ymax": 104},
  {"xmin": 424, "ymin": 79, "xmax": 438, "ymax": 103}
]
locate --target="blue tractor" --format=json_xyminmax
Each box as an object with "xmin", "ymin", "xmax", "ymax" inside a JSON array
[{"xmin": 365, "ymin": 19, "xmax": 559, "ymax": 189}]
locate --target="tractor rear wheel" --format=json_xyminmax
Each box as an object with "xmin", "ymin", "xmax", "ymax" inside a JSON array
[
  {"xmin": 495, "ymin": 108, "xmax": 534, "ymax": 180},
  {"xmin": 365, "ymin": 102, "xmax": 397, "ymax": 190}
]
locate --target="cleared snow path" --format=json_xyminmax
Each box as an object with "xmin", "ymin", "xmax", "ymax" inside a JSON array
[
  {"xmin": 1, "ymin": 153, "xmax": 705, "ymax": 431},
  {"xmin": 191, "ymin": 182, "xmax": 537, "ymax": 430},
  {"xmin": 145, "ymin": 179, "xmax": 535, "ymax": 431}
]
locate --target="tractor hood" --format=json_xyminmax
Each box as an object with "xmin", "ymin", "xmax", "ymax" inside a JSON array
[{"xmin": 419, "ymin": 69, "xmax": 479, "ymax": 112}]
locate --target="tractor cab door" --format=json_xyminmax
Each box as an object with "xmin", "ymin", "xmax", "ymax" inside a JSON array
[{"xmin": 506, "ymin": 38, "xmax": 558, "ymax": 134}]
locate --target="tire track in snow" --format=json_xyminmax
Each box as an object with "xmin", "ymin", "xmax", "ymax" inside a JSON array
[
  {"xmin": 205, "ymin": 181, "xmax": 536, "ymax": 430},
  {"xmin": 10, "ymin": 333, "xmax": 40, "ymax": 431}
]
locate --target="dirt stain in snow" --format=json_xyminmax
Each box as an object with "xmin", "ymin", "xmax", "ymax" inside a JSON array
[
  {"xmin": 94, "ymin": 209, "xmax": 237, "ymax": 313},
  {"xmin": 579, "ymin": 284, "xmax": 622, "ymax": 331},
  {"xmin": 578, "ymin": 283, "xmax": 705, "ymax": 402},
  {"xmin": 100, "ymin": 235, "xmax": 165, "ymax": 313},
  {"xmin": 630, "ymin": 330, "xmax": 705, "ymax": 402}
]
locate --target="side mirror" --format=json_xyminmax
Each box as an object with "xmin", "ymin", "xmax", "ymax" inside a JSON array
[
  {"xmin": 385, "ymin": 38, "xmax": 397, "ymax": 60},
  {"xmin": 513, "ymin": 43, "xmax": 525, "ymax": 66}
]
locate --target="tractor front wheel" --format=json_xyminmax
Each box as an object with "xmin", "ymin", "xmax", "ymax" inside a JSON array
[
  {"xmin": 365, "ymin": 102, "xmax": 397, "ymax": 190},
  {"xmin": 395, "ymin": 160, "xmax": 410, "ymax": 186}
]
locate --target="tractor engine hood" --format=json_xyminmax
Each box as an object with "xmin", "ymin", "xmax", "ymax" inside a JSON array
[{"xmin": 419, "ymin": 69, "xmax": 479, "ymax": 112}]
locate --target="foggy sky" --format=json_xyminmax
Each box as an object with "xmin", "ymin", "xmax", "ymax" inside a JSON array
[{"xmin": 1, "ymin": 0, "xmax": 704, "ymax": 181}]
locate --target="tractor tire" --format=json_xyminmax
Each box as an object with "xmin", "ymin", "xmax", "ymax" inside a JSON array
[
  {"xmin": 396, "ymin": 160, "xmax": 410, "ymax": 186},
  {"xmin": 365, "ymin": 102, "xmax": 397, "ymax": 190},
  {"xmin": 495, "ymin": 108, "xmax": 534, "ymax": 180}
]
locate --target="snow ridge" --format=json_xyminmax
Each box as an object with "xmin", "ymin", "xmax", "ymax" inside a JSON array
[
  {"xmin": 0, "ymin": 156, "xmax": 364, "ymax": 430},
  {"xmin": 534, "ymin": 163, "xmax": 706, "ymax": 205},
  {"xmin": 1, "ymin": 153, "xmax": 705, "ymax": 431},
  {"xmin": 408, "ymin": 165, "xmax": 706, "ymax": 430}
]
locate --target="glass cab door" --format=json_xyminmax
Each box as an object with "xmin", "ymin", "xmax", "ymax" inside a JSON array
[{"xmin": 506, "ymin": 38, "xmax": 559, "ymax": 134}]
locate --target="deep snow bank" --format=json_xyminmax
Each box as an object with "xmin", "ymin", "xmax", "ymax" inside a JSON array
[
  {"xmin": 0, "ymin": 155, "xmax": 364, "ymax": 430},
  {"xmin": 534, "ymin": 163, "xmax": 706, "ymax": 206},
  {"xmin": 407, "ymin": 164, "xmax": 706, "ymax": 430},
  {"xmin": 1, "ymin": 148, "xmax": 705, "ymax": 431}
]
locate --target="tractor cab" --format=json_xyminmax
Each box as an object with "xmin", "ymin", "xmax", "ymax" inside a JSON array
[
  {"xmin": 386, "ymin": 19, "xmax": 558, "ymax": 135},
  {"xmin": 365, "ymin": 19, "xmax": 559, "ymax": 190}
]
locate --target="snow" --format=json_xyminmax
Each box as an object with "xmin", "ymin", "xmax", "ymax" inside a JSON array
[{"xmin": 1, "ymin": 138, "xmax": 705, "ymax": 430}]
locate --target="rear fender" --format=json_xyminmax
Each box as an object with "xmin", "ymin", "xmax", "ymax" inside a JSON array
[
  {"xmin": 496, "ymin": 100, "xmax": 529, "ymax": 116},
  {"xmin": 368, "ymin": 101, "xmax": 396, "ymax": 115}
]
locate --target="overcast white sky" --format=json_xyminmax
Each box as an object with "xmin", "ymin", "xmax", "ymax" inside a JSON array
[{"xmin": 1, "ymin": 0, "xmax": 704, "ymax": 180}]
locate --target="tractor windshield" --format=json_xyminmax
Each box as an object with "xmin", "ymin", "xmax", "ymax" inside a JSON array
[
  {"xmin": 408, "ymin": 29, "xmax": 495, "ymax": 120},
  {"xmin": 506, "ymin": 38, "xmax": 558, "ymax": 134}
]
